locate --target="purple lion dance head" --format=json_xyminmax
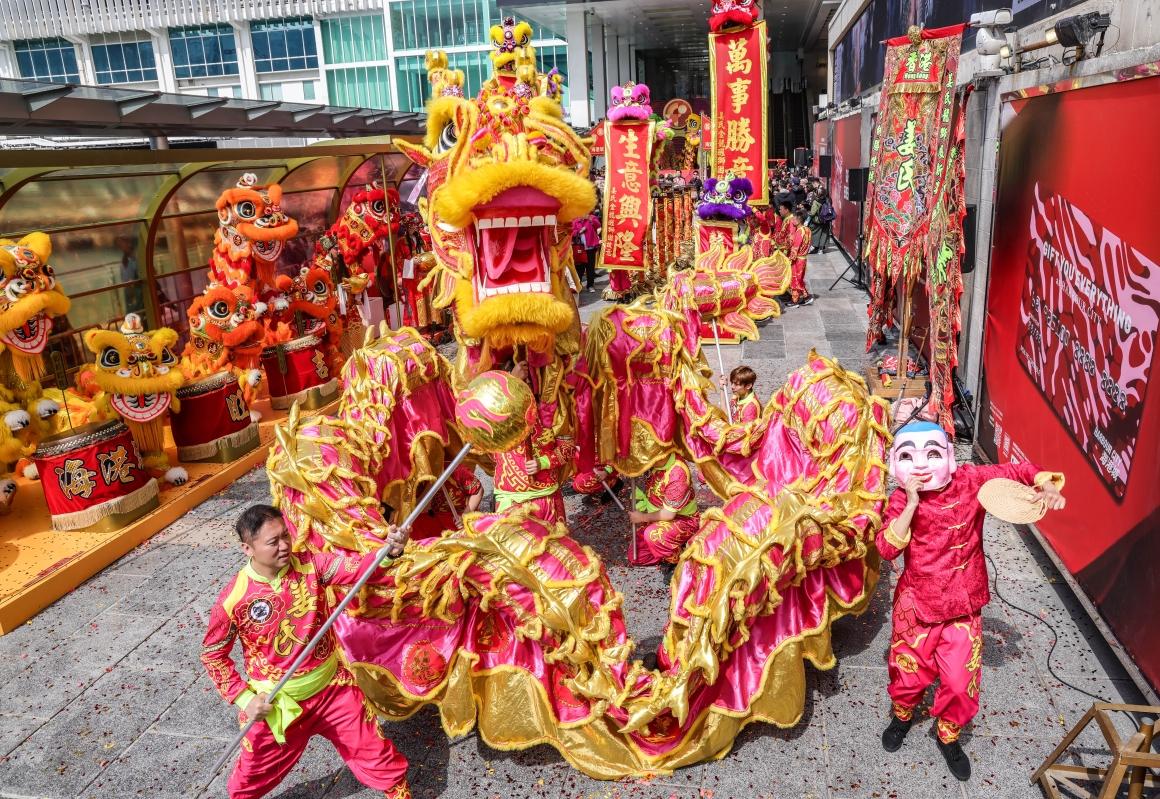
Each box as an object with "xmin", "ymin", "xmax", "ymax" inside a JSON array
[
  {"xmin": 608, "ymin": 81, "xmax": 652, "ymax": 121},
  {"xmin": 697, "ymin": 173, "xmax": 753, "ymax": 220}
]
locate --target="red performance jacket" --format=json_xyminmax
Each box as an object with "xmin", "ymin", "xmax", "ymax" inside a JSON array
[
  {"xmin": 877, "ymin": 462, "xmax": 1063, "ymax": 624},
  {"xmin": 201, "ymin": 550, "xmax": 384, "ymax": 704}
]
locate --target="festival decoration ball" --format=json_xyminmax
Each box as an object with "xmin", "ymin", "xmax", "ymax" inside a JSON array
[{"xmin": 455, "ymin": 371, "xmax": 536, "ymax": 453}]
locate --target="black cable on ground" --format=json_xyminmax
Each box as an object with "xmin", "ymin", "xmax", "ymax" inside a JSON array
[{"xmin": 984, "ymin": 553, "xmax": 1149, "ymax": 731}]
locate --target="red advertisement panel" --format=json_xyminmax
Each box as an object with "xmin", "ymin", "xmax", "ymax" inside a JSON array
[
  {"xmin": 981, "ymin": 74, "xmax": 1160, "ymax": 692},
  {"xmin": 600, "ymin": 119, "xmax": 655, "ymax": 270},
  {"xmin": 830, "ymin": 114, "xmax": 862, "ymax": 257},
  {"xmin": 812, "ymin": 120, "xmax": 829, "ymax": 178}
]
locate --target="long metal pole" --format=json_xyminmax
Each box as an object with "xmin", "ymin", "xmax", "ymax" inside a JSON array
[
  {"xmin": 628, "ymin": 477, "xmax": 638, "ymax": 562},
  {"xmin": 206, "ymin": 443, "xmax": 472, "ymax": 782},
  {"xmin": 711, "ymin": 319, "xmax": 733, "ymax": 423},
  {"xmin": 600, "ymin": 479, "xmax": 626, "ymax": 511}
]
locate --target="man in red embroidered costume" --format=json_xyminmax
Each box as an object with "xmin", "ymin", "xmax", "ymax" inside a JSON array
[
  {"xmin": 411, "ymin": 464, "xmax": 482, "ymax": 539},
  {"xmin": 878, "ymin": 422, "xmax": 1064, "ymax": 782},
  {"xmin": 781, "ymin": 203, "xmax": 814, "ymax": 307},
  {"xmin": 491, "ymin": 360, "xmax": 573, "ymax": 525},
  {"xmin": 202, "ymin": 505, "xmax": 413, "ymax": 799},
  {"xmin": 627, "ymin": 454, "xmax": 701, "ymax": 565}
]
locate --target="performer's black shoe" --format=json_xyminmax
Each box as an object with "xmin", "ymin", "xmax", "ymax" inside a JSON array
[
  {"xmin": 799, "ymin": 294, "xmax": 816, "ymax": 306},
  {"xmin": 881, "ymin": 715, "xmax": 912, "ymax": 752},
  {"xmin": 938, "ymin": 739, "xmax": 971, "ymax": 781}
]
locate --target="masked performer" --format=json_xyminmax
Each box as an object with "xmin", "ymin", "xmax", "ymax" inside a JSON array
[{"xmin": 878, "ymin": 422, "xmax": 1064, "ymax": 781}]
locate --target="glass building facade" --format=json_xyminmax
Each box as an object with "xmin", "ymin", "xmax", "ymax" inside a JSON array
[
  {"xmin": 251, "ymin": 16, "xmax": 319, "ymax": 73},
  {"xmin": 15, "ymin": 38, "xmax": 81, "ymax": 84},
  {"xmin": 91, "ymin": 34, "xmax": 158, "ymax": 85},
  {"xmin": 169, "ymin": 25, "xmax": 239, "ymax": 79}
]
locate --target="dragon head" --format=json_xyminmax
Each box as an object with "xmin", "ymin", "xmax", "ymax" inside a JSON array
[
  {"xmin": 395, "ymin": 27, "xmax": 595, "ymax": 360},
  {"xmin": 215, "ymin": 173, "xmax": 299, "ymax": 288},
  {"xmin": 274, "ymin": 267, "xmax": 340, "ymax": 338},
  {"xmin": 0, "ymin": 232, "xmax": 71, "ymax": 381},
  {"xmin": 608, "ymin": 81, "xmax": 652, "ymax": 122},
  {"xmin": 83, "ymin": 314, "xmax": 184, "ymax": 424},
  {"xmin": 709, "ymin": 0, "xmax": 761, "ymax": 32},
  {"xmin": 697, "ymin": 173, "xmax": 753, "ymax": 221},
  {"xmin": 185, "ymin": 284, "xmax": 267, "ymax": 372}
]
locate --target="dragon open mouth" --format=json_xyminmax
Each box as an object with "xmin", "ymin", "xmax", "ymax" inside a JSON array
[
  {"xmin": 1, "ymin": 312, "xmax": 51, "ymax": 355},
  {"xmin": 468, "ymin": 187, "xmax": 561, "ymax": 303},
  {"xmin": 111, "ymin": 391, "xmax": 171, "ymax": 424},
  {"xmin": 252, "ymin": 238, "xmax": 283, "ymax": 261}
]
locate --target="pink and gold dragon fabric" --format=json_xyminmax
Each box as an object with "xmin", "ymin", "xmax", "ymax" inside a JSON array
[{"xmin": 265, "ymin": 23, "xmax": 891, "ymax": 780}]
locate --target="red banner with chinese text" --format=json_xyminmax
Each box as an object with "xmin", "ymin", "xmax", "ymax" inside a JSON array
[
  {"xmin": 710, "ymin": 21, "xmax": 768, "ymax": 205},
  {"xmin": 591, "ymin": 122, "xmax": 606, "ymax": 156},
  {"xmin": 599, "ymin": 119, "xmax": 655, "ymax": 270}
]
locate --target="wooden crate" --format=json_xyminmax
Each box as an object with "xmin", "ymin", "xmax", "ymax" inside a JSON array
[{"xmin": 864, "ymin": 366, "xmax": 927, "ymax": 399}]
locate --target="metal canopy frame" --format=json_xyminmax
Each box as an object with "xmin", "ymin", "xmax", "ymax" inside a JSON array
[{"xmin": 0, "ymin": 78, "xmax": 427, "ymax": 139}]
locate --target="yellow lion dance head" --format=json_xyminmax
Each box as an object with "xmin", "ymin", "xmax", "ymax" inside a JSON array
[
  {"xmin": 395, "ymin": 19, "xmax": 595, "ymax": 363},
  {"xmin": 0, "ymin": 232, "xmax": 71, "ymax": 382}
]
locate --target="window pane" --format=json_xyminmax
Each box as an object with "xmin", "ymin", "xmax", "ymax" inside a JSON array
[
  {"xmin": 171, "ymin": 38, "xmax": 187, "ymax": 65},
  {"xmin": 287, "ymin": 30, "xmax": 304, "ymax": 58},
  {"xmin": 303, "ymin": 79, "xmax": 315, "ymax": 100},
  {"xmin": 252, "ymin": 31, "xmax": 270, "ymax": 61}
]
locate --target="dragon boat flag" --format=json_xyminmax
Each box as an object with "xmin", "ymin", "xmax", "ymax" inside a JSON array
[
  {"xmin": 710, "ymin": 20, "xmax": 768, "ymax": 206},
  {"xmin": 600, "ymin": 119, "xmax": 656, "ymax": 271}
]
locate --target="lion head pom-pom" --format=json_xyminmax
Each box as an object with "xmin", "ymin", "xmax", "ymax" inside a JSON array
[{"xmin": 454, "ymin": 370, "xmax": 536, "ymax": 453}]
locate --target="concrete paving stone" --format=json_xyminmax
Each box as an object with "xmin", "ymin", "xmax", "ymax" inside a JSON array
[
  {"xmin": 418, "ymin": 732, "xmax": 704, "ymax": 799},
  {"xmin": 0, "ymin": 613, "xmax": 165, "ymax": 718},
  {"xmin": 151, "ymin": 517, "xmax": 203, "ymax": 545},
  {"xmin": 829, "ymin": 563, "xmax": 894, "ymax": 669},
  {"xmin": 821, "ymin": 664, "xmax": 969, "ymax": 798},
  {"xmin": 0, "ymin": 666, "xmax": 194, "ymax": 798},
  {"xmin": 1037, "ymin": 676, "xmax": 1145, "ymax": 753},
  {"xmin": 103, "ymin": 540, "xmax": 185, "ymax": 577},
  {"xmin": 83, "ymin": 730, "xmax": 234, "ymax": 798},
  {"xmin": 111, "ymin": 546, "xmax": 245, "ymax": 618},
  {"xmin": 965, "ymin": 734, "xmax": 1071, "ymax": 799},
  {"xmin": 703, "ymin": 720, "xmax": 827, "ymax": 799},
  {"xmin": 0, "ymin": 713, "xmax": 46, "ymax": 759},
  {"xmin": 376, "ymin": 703, "xmax": 441, "ymax": 772},
  {"xmin": 122, "ymin": 615, "xmax": 207, "ymax": 673},
  {"xmin": 184, "ymin": 495, "xmax": 250, "ymax": 520},
  {"xmin": 152, "ymin": 674, "xmax": 243, "ymax": 741},
  {"xmin": 970, "ymin": 661, "xmax": 1068, "ymax": 743},
  {"xmin": 169, "ymin": 518, "xmax": 243, "ymax": 549},
  {"xmin": 743, "ymin": 338, "xmax": 787, "ymax": 359}
]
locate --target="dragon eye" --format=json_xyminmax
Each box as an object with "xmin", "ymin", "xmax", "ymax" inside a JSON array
[
  {"xmin": 235, "ymin": 200, "xmax": 257, "ymax": 220},
  {"xmin": 518, "ymin": 33, "xmax": 530, "ymax": 46},
  {"xmin": 160, "ymin": 347, "xmax": 177, "ymax": 365},
  {"xmin": 99, "ymin": 347, "xmax": 121, "ymax": 369},
  {"xmin": 370, "ymin": 199, "xmax": 386, "ymax": 215},
  {"xmin": 438, "ymin": 122, "xmax": 458, "ymax": 152},
  {"xmin": 209, "ymin": 300, "xmax": 231, "ymax": 319},
  {"xmin": 312, "ymin": 280, "xmax": 328, "ymax": 296}
]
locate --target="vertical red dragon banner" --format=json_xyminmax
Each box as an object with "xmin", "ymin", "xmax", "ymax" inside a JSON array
[
  {"xmin": 710, "ymin": 20, "xmax": 769, "ymax": 206},
  {"xmin": 600, "ymin": 119, "xmax": 656, "ymax": 270},
  {"xmin": 863, "ymin": 25, "xmax": 967, "ymax": 365}
]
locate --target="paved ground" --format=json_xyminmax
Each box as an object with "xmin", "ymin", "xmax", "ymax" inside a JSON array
[{"xmin": 0, "ymin": 250, "xmax": 1151, "ymax": 799}]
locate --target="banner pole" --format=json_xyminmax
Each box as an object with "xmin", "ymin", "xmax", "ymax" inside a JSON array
[
  {"xmin": 711, "ymin": 319, "xmax": 733, "ymax": 423},
  {"xmin": 205, "ymin": 443, "xmax": 472, "ymax": 784},
  {"xmin": 628, "ymin": 477, "xmax": 638, "ymax": 562}
]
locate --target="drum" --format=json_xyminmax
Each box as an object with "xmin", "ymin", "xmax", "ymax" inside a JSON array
[
  {"xmin": 260, "ymin": 334, "xmax": 339, "ymax": 411},
  {"xmin": 34, "ymin": 420, "xmax": 159, "ymax": 532},
  {"xmin": 170, "ymin": 372, "xmax": 259, "ymax": 463}
]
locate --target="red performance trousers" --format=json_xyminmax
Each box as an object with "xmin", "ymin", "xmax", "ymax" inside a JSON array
[{"xmin": 228, "ymin": 682, "xmax": 409, "ymax": 798}]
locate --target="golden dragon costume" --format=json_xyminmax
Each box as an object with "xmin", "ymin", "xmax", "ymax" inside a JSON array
[{"xmin": 264, "ymin": 21, "xmax": 890, "ymax": 779}]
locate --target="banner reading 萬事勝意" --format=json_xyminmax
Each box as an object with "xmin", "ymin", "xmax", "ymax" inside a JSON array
[{"xmin": 710, "ymin": 21, "xmax": 768, "ymax": 206}]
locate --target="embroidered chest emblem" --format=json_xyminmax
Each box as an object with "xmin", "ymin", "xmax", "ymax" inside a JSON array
[{"xmin": 248, "ymin": 598, "xmax": 273, "ymax": 624}]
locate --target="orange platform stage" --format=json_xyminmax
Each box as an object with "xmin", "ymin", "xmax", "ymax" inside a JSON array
[{"xmin": 0, "ymin": 396, "xmax": 335, "ymax": 634}]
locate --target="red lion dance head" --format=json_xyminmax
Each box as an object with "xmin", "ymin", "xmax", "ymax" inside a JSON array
[{"xmin": 709, "ymin": 0, "xmax": 760, "ymax": 31}]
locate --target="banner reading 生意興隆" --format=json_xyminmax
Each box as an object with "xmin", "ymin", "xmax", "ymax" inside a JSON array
[{"xmin": 599, "ymin": 119, "xmax": 656, "ymax": 270}]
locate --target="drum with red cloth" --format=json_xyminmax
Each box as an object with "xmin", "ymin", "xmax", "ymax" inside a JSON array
[
  {"xmin": 34, "ymin": 420, "xmax": 159, "ymax": 532},
  {"xmin": 260, "ymin": 334, "xmax": 339, "ymax": 411},
  {"xmin": 171, "ymin": 372, "xmax": 259, "ymax": 463}
]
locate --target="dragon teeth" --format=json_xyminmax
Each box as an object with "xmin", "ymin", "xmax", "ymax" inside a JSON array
[{"xmin": 480, "ymin": 282, "xmax": 552, "ymax": 297}]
